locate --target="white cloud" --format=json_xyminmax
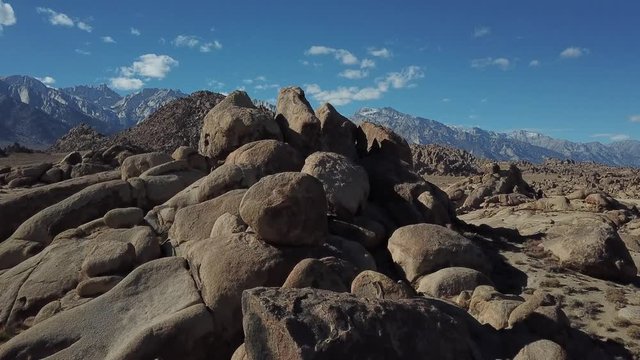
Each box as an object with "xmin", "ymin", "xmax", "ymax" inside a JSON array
[
  {"xmin": 77, "ymin": 21, "xmax": 92, "ymax": 32},
  {"xmin": 173, "ymin": 35, "xmax": 222, "ymax": 53},
  {"xmin": 306, "ymin": 45, "xmax": 334, "ymax": 55},
  {"xmin": 254, "ymin": 83, "xmax": 279, "ymax": 90},
  {"xmin": 36, "ymin": 76, "xmax": 56, "ymax": 86},
  {"xmin": 243, "ymin": 76, "xmax": 267, "ymax": 85},
  {"xmin": 305, "ymin": 65, "xmax": 424, "ymax": 106},
  {"xmin": 591, "ymin": 133, "xmax": 631, "ymax": 142},
  {"xmin": 442, "ymin": 98, "xmax": 451, "ymax": 103},
  {"xmin": 305, "ymin": 45, "xmax": 359, "ymax": 65},
  {"xmin": 629, "ymin": 115, "xmax": 640, "ymax": 123},
  {"xmin": 529, "ymin": 59, "xmax": 541, "ymax": 67},
  {"xmin": 471, "ymin": 57, "xmax": 511, "ymax": 70},
  {"xmin": 75, "ymin": 49, "xmax": 91, "ymax": 56},
  {"xmin": 474, "ymin": 26, "xmax": 491, "ymax": 38},
  {"xmin": 0, "ymin": 0, "xmax": 17, "ymax": 32},
  {"xmin": 120, "ymin": 54, "xmax": 178, "ymax": 79},
  {"xmin": 336, "ymin": 50, "xmax": 358, "ymax": 65},
  {"xmin": 36, "ymin": 7, "xmax": 92, "ymax": 32},
  {"xmin": 173, "ymin": 35, "xmax": 199, "ymax": 48},
  {"xmin": 560, "ymin": 47, "xmax": 590, "ymax": 59},
  {"xmin": 305, "ymin": 84, "xmax": 383, "ymax": 106},
  {"xmin": 207, "ymin": 79, "xmax": 225, "ymax": 90},
  {"xmin": 200, "ymin": 40, "xmax": 222, "ymax": 53},
  {"xmin": 130, "ymin": 27, "xmax": 140, "ymax": 36},
  {"xmin": 368, "ymin": 47, "xmax": 392, "ymax": 58},
  {"xmin": 241, "ymin": 76, "xmax": 278, "ymax": 90},
  {"xmin": 360, "ymin": 59, "xmax": 375, "ymax": 69},
  {"xmin": 101, "ymin": 36, "xmax": 116, "ymax": 43},
  {"xmin": 381, "ymin": 65, "xmax": 425, "ymax": 89},
  {"xmin": 112, "ymin": 54, "xmax": 178, "ymax": 92},
  {"xmin": 110, "ymin": 77, "xmax": 144, "ymax": 91},
  {"xmin": 36, "ymin": 7, "xmax": 73, "ymax": 26},
  {"xmin": 339, "ymin": 69, "xmax": 369, "ymax": 80},
  {"xmin": 301, "ymin": 60, "xmax": 322, "ymax": 68}
]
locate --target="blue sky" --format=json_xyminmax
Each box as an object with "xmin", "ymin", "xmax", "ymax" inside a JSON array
[{"xmin": 1, "ymin": 0, "xmax": 639, "ymax": 143}]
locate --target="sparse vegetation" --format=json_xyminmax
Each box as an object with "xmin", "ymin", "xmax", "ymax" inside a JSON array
[
  {"xmin": 539, "ymin": 278, "xmax": 562, "ymax": 288},
  {"xmin": 613, "ymin": 317, "xmax": 632, "ymax": 328},
  {"xmin": 628, "ymin": 326, "xmax": 640, "ymax": 340},
  {"xmin": 522, "ymin": 239, "xmax": 551, "ymax": 259},
  {"xmin": 605, "ymin": 287, "xmax": 627, "ymax": 309}
]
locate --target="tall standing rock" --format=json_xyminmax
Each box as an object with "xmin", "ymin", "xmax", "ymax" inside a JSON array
[
  {"xmin": 359, "ymin": 121, "xmax": 413, "ymax": 166},
  {"xmin": 199, "ymin": 91, "xmax": 282, "ymax": 161},
  {"xmin": 315, "ymin": 103, "xmax": 363, "ymax": 159},
  {"xmin": 275, "ymin": 87, "xmax": 321, "ymax": 156}
]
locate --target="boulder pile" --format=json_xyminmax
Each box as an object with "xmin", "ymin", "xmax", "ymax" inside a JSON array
[
  {"xmin": 411, "ymin": 143, "xmax": 482, "ymax": 177},
  {"xmin": 446, "ymin": 162, "xmax": 540, "ymax": 212},
  {"xmin": 0, "ymin": 144, "xmax": 141, "ymax": 189},
  {"xmin": 0, "ymin": 87, "xmax": 635, "ymax": 359}
]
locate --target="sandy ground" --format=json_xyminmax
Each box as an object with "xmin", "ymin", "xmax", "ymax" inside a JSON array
[{"xmin": 0, "ymin": 152, "xmax": 67, "ymax": 167}]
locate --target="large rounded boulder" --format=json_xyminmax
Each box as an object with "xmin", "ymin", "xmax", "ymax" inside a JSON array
[
  {"xmin": 239, "ymin": 172, "xmax": 328, "ymax": 246},
  {"xmin": 302, "ymin": 152, "xmax": 369, "ymax": 218},
  {"xmin": 121, "ymin": 152, "xmax": 173, "ymax": 180},
  {"xmin": 199, "ymin": 91, "xmax": 282, "ymax": 161},
  {"xmin": 415, "ymin": 267, "xmax": 493, "ymax": 298},
  {"xmin": 545, "ymin": 217, "xmax": 637, "ymax": 282},
  {"xmin": 225, "ymin": 140, "xmax": 304, "ymax": 179},
  {"xmin": 388, "ymin": 223, "xmax": 490, "ymax": 283}
]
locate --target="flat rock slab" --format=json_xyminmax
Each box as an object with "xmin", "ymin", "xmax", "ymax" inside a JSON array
[
  {"xmin": 0, "ymin": 257, "xmax": 214, "ymax": 360},
  {"xmin": 242, "ymin": 287, "xmax": 481, "ymax": 360}
]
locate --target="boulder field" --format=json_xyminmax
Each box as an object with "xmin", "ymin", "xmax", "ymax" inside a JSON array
[{"xmin": 0, "ymin": 87, "xmax": 637, "ymax": 359}]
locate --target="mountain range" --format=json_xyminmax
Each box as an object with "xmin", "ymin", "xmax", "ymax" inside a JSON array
[
  {"xmin": 2, "ymin": 75, "xmax": 638, "ymax": 167},
  {"xmin": 352, "ymin": 107, "xmax": 640, "ymax": 167},
  {"xmin": 0, "ymin": 75, "xmax": 186, "ymax": 148}
]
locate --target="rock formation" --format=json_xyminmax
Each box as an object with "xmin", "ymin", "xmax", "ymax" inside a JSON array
[{"xmin": 0, "ymin": 86, "xmax": 637, "ymax": 359}]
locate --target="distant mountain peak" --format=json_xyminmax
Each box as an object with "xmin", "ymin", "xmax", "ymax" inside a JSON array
[
  {"xmin": 0, "ymin": 74, "xmax": 190, "ymax": 147},
  {"xmin": 353, "ymin": 106, "xmax": 640, "ymax": 167}
]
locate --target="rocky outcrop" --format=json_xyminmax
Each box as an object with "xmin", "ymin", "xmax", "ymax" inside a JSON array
[
  {"xmin": 544, "ymin": 217, "xmax": 637, "ymax": 282},
  {"xmin": 199, "ymin": 91, "xmax": 281, "ymax": 162},
  {"xmin": 446, "ymin": 163, "xmax": 539, "ymax": 211},
  {"xmin": 0, "ymin": 170, "xmax": 120, "ymax": 241},
  {"xmin": 241, "ymin": 287, "xmax": 483, "ymax": 360},
  {"xmin": 359, "ymin": 121, "xmax": 412, "ymax": 165},
  {"xmin": 411, "ymin": 144, "xmax": 481, "ymax": 176},
  {"xmin": 0, "ymin": 258, "xmax": 214, "ymax": 360}
]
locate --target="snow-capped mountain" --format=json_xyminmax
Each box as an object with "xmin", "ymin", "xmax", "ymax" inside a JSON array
[
  {"xmin": 112, "ymin": 88, "xmax": 187, "ymax": 127},
  {"xmin": 1, "ymin": 75, "xmax": 115, "ymax": 133},
  {"xmin": 353, "ymin": 107, "xmax": 640, "ymax": 167},
  {"xmin": 63, "ymin": 84, "xmax": 123, "ymax": 108},
  {"xmin": 0, "ymin": 75, "xmax": 189, "ymax": 147},
  {"xmin": 0, "ymin": 79, "xmax": 69, "ymax": 148}
]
